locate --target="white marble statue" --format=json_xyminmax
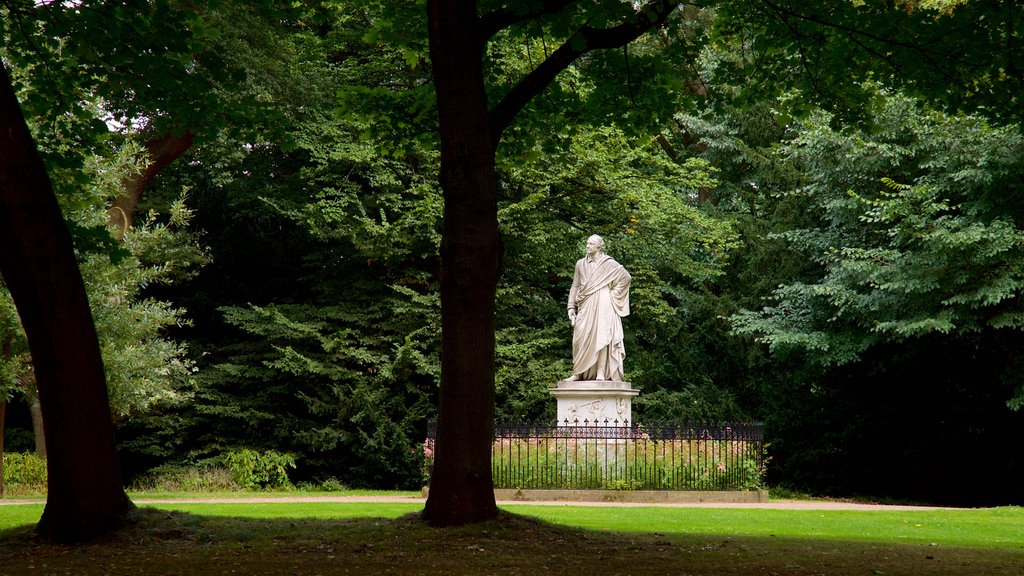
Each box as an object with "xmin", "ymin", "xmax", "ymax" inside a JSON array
[{"xmin": 566, "ymin": 234, "xmax": 631, "ymax": 381}]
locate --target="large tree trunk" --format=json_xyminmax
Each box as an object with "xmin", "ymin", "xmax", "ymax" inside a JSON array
[
  {"xmin": 421, "ymin": 0, "xmax": 502, "ymax": 526},
  {"xmin": 0, "ymin": 63, "xmax": 134, "ymax": 542}
]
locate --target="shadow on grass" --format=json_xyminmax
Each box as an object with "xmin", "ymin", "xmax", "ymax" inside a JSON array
[{"xmin": 0, "ymin": 508, "xmax": 1020, "ymax": 575}]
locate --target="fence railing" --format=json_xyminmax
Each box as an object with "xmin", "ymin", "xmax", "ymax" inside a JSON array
[{"xmin": 425, "ymin": 420, "xmax": 765, "ymax": 491}]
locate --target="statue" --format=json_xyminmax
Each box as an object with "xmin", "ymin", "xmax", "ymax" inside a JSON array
[{"xmin": 566, "ymin": 234, "xmax": 631, "ymax": 381}]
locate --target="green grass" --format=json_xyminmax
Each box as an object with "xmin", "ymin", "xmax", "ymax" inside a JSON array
[
  {"xmin": 0, "ymin": 501, "xmax": 423, "ymax": 531},
  {"xmin": 4, "ymin": 500, "xmax": 1021, "ymax": 549},
  {"xmin": 514, "ymin": 505, "xmax": 1024, "ymax": 549},
  {"xmin": 1, "ymin": 499, "xmax": 1021, "ymax": 575},
  {"xmin": 0, "ymin": 503, "xmax": 43, "ymax": 529}
]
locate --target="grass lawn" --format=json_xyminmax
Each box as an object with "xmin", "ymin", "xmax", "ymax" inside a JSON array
[{"xmin": 0, "ymin": 499, "xmax": 1021, "ymax": 575}]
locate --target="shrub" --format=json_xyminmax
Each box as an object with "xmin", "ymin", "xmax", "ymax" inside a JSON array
[
  {"xmin": 222, "ymin": 449, "xmax": 296, "ymax": 490},
  {"xmin": 131, "ymin": 463, "xmax": 241, "ymax": 492},
  {"xmin": 2, "ymin": 452, "xmax": 47, "ymax": 495}
]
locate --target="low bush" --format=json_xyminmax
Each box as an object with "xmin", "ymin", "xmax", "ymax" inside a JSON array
[
  {"xmin": 222, "ymin": 449, "xmax": 296, "ymax": 490},
  {"xmin": 131, "ymin": 463, "xmax": 242, "ymax": 493},
  {"xmin": 2, "ymin": 452, "xmax": 47, "ymax": 496}
]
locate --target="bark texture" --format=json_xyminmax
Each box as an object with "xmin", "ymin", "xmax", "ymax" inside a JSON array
[
  {"xmin": 422, "ymin": 0, "xmax": 502, "ymax": 526},
  {"xmin": 0, "ymin": 63, "xmax": 133, "ymax": 542}
]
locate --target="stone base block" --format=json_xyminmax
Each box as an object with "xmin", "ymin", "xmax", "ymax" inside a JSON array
[{"xmin": 549, "ymin": 379, "xmax": 640, "ymax": 426}]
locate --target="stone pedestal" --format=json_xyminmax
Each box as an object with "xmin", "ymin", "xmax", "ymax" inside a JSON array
[{"xmin": 549, "ymin": 380, "xmax": 640, "ymax": 426}]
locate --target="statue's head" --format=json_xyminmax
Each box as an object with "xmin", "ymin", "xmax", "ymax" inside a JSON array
[{"xmin": 586, "ymin": 234, "xmax": 605, "ymax": 255}]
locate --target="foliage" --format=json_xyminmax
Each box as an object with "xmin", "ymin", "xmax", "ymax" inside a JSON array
[
  {"xmin": 709, "ymin": 0, "xmax": 1024, "ymax": 124},
  {"xmin": 495, "ymin": 122, "xmax": 739, "ymax": 416},
  {"xmin": 222, "ymin": 449, "xmax": 297, "ymax": 490},
  {"xmin": 129, "ymin": 464, "xmax": 241, "ymax": 493},
  {"xmin": 213, "ymin": 292, "xmax": 436, "ymax": 489},
  {"xmin": 1, "ymin": 452, "xmax": 47, "ymax": 493},
  {"xmin": 117, "ymin": 2, "xmax": 439, "ymax": 490},
  {"xmin": 0, "ymin": 292, "xmax": 26, "ymax": 404},
  {"xmin": 1, "ymin": 2, "xmax": 214, "ymax": 425},
  {"xmin": 633, "ymin": 387, "xmax": 748, "ymax": 422},
  {"xmin": 730, "ymin": 85, "xmax": 1024, "ymax": 407},
  {"xmin": 0, "ymin": 0, "xmax": 283, "ymax": 149},
  {"xmin": 206, "ymin": 28, "xmax": 440, "ymax": 486},
  {"xmin": 0, "ymin": 144, "xmax": 206, "ymax": 427},
  {"xmin": 81, "ymin": 150, "xmax": 209, "ymax": 418}
]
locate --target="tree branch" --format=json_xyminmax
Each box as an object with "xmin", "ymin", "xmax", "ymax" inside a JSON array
[
  {"xmin": 478, "ymin": 0, "xmax": 578, "ymax": 44},
  {"xmin": 488, "ymin": 0, "xmax": 677, "ymax": 143}
]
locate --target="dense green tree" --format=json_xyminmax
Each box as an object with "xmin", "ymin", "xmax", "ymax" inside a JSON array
[
  {"xmin": 128, "ymin": 1, "xmax": 748, "ymax": 494},
  {"xmin": 115, "ymin": 1, "xmax": 443, "ymax": 488},
  {"xmin": 0, "ymin": 0, "xmax": 263, "ymax": 540},
  {"xmin": 2, "ymin": 0, "xmax": 218, "ymax": 433},
  {"xmin": 0, "ymin": 145, "xmax": 207, "ymax": 465},
  {"xmin": 494, "ymin": 122, "xmax": 738, "ymax": 420},
  {"xmin": 198, "ymin": 125, "xmax": 441, "ymax": 487},
  {"xmin": 659, "ymin": 0, "xmax": 1024, "ymax": 503},
  {"xmin": 728, "ymin": 85, "xmax": 1024, "ymax": 502},
  {"xmin": 731, "ymin": 86, "xmax": 1024, "ymax": 403},
  {"xmin": 710, "ymin": 0, "xmax": 1022, "ymax": 124},
  {"xmin": 0, "ymin": 291, "xmax": 25, "ymax": 497},
  {"xmin": 0, "ymin": 61, "xmax": 133, "ymax": 542}
]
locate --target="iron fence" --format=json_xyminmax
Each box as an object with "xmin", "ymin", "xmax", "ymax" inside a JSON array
[{"xmin": 425, "ymin": 420, "xmax": 765, "ymax": 491}]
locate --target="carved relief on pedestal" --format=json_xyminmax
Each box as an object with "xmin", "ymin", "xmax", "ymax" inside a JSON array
[{"xmin": 549, "ymin": 380, "xmax": 638, "ymax": 426}]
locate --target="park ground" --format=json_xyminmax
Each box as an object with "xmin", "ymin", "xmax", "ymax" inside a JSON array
[{"xmin": 1, "ymin": 495, "xmax": 1022, "ymax": 575}]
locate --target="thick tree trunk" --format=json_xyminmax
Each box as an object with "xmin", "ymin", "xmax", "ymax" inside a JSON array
[
  {"xmin": 0, "ymin": 63, "xmax": 133, "ymax": 542},
  {"xmin": 422, "ymin": 0, "xmax": 502, "ymax": 526}
]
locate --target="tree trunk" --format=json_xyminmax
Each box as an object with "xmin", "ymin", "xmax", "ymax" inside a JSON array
[
  {"xmin": 108, "ymin": 129, "xmax": 195, "ymax": 235},
  {"xmin": 0, "ymin": 63, "xmax": 134, "ymax": 542},
  {"xmin": 421, "ymin": 0, "xmax": 502, "ymax": 526},
  {"xmin": 1, "ymin": 331, "xmax": 9, "ymax": 499},
  {"xmin": 25, "ymin": 386, "xmax": 46, "ymax": 459},
  {"xmin": 1, "ymin": 399, "xmax": 6, "ymax": 499}
]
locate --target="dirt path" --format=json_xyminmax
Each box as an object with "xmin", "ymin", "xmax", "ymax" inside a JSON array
[
  {"xmin": 155, "ymin": 495, "xmax": 963, "ymax": 511},
  {"xmin": 0, "ymin": 494, "xmax": 958, "ymax": 511}
]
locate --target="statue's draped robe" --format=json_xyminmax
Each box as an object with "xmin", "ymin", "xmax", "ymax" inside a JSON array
[{"xmin": 568, "ymin": 253, "xmax": 631, "ymax": 380}]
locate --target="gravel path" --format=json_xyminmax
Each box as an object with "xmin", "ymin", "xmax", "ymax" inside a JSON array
[{"xmin": 0, "ymin": 494, "xmax": 960, "ymax": 510}]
